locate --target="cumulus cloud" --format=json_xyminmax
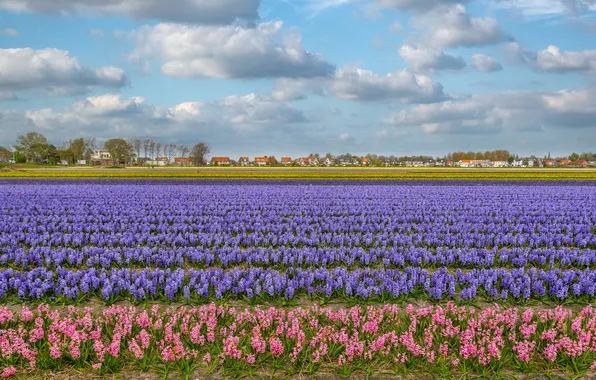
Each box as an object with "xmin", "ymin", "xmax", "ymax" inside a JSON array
[
  {"xmin": 0, "ymin": 48, "xmax": 127, "ymax": 97},
  {"xmin": 328, "ymin": 66, "xmax": 447, "ymax": 103},
  {"xmin": 17, "ymin": 92, "xmax": 310, "ymax": 136},
  {"xmin": 471, "ymin": 54, "xmax": 503, "ymax": 72},
  {"xmin": 384, "ymin": 86, "xmax": 596, "ymax": 133},
  {"xmin": 217, "ymin": 93, "xmax": 309, "ymax": 125},
  {"xmin": 0, "ymin": 28, "xmax": 18, "ymax": 36},
  {"xmin": 125, "ymin": 22, "xmax": 335, "ymax": 79},
  {"xmin": 270, "ymin": 66, "xmax": 447, "ymax": 103},
  {"xmin": 0, "ymin": 0, "xmax": 261, "ymax": 24},
  {"xmin": 399, "ymin": 45, "xmax": 466, "ymax": 72},
  {"xmin": 412, "ymin": 4, "xmax": 511, "ymax": 47},
  {"xmin": 506, "ymin": 43, "xmax": 596, "ymax": 74},
  {"xmin": 0, "ymin": 92, "xmax": 319, "ymax": 154}
]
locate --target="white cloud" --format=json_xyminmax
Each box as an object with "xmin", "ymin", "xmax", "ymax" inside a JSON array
[
  {"xmin": 490, "ymin": 0, "xmax": 596, "ymax": 15},
  {"xmin": 385, "ymin": 86, "xmax": 596, "ymax": 133},
  {"xmin": 126, "ymin": 22, "xmax": 335, "ymax": 79},
  {"xmin": 270, "ymin": 66, "xmax": 448, "ymax": 103},
  {"xmin": 301, "ymin": 0, "xmax": 465, "ymax": 15},
  {"xmin": 217, "ymin": 93, "xmax": 309, "ymax": 124},
  {"xmin": 328, "ymin": 66, "xmax": 447, "ymax": 103},
  {"xmin": 0, "ymin": 0, "xmax": 261, "ymax": 24},
  {"xmin": 0, "ymin": 48, "xmax": 127, "ymax": 96},
  {"xmin": 18, "ymin": 92, "xmax": 310, "ymax": 135},
  {"xmin": 0, "ymin": 28, "xmax": 18, "ymax": 36},
  {"xmin": 471, "ymin": 54, "xmax": 503, "ymax": 72},
  {"xmin": 399, "ymin": 45, "xmax": 466, "ymax": 72},
  {"xmin": 339, "ymin": 132, "xmax": 353, "ymax": 141},
  {"xmin": 536, "ymin": 45, "xmax": 596, "ymax": 73},
  {"xmin": 506, "ymin": 43, "xmax": 596, "ymax": 73},
  {"xmin": 412, "ymin": 4, "xmax": 511, "ymax": 47}
]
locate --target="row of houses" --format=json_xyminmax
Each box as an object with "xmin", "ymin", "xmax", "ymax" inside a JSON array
[
  {"xmin": 210, "ymin": 156, "xmax": 596, "ymax": 168},
  {"xmin": 86, "ymin": 150, "xmax": 595, "ymax": 168},
  {"xmin": 209, "ymin": 156, "xmax": 375, "ymax": 167},
  {"xmin": 88, "ymin": 150, "xmax": 193, "ymax": 167},
  {"xmin": 451, "ymin": 158, "xmax": 594, "ymax": 168}
]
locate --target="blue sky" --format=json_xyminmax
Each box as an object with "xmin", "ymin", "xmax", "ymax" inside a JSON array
[{"xmin": 1, "ymin": 0, "xmax": 596, "ymax": 158}]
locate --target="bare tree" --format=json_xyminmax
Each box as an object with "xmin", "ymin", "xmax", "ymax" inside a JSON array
[
  {"xmin": 179, "ymin": 145, "xmax": 189, "ymax": 158},
  {"xmin": 189, "ymin": 143, "xmax": 210, "ymax": 166},
  {"xmin": 143, "ymin": 139, "xmax": 152, "ymax": 161},
  {"xmin": 129, "ymin": 139, "xmax": 142, "ymax": 164},
  {"xmin": 149, "ymin": 140, "xmax": 156, "ymax": 160},
  {"xmin": 155, "ymin": 142, "xmax": 162, "ymax": 159},
  {"xmin": 165, "ymin": 144, "xmax": 177, "ymax": 163},
  {"xmin": 178, "ymin": 145, "xmax": 190, "ymax": 166}
]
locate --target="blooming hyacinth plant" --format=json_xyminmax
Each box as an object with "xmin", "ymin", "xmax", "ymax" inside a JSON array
[
  {"xmin": 0, "ymin": 303, "xmax": 594, "ymax": 377},
  {"xmin": 0, "ymin": 180, "xmax": 596, "ymax": 377},
  {"xmin": 0, "ymin": 181, "xmax": 595, "ymax": 304}
]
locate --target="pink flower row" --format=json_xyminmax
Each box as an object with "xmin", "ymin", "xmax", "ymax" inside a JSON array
[{"xmin": 0, "ymin": 302, "xmax": 595, "ymax": 377}]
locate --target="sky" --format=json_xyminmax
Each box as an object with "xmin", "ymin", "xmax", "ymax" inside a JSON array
[{"xmin": 0, "ymin": 0, "xmax": 596, "ymax": 158}]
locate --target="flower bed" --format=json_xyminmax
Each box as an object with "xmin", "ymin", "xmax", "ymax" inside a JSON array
[{"xmin": 0, "ymin": 303, "xmax": 595, "ymax": 377}]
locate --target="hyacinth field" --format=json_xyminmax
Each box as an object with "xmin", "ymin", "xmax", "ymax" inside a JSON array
[{"xmin": 1, "ymin": 179, "xmax": 596, "ymax": 378}]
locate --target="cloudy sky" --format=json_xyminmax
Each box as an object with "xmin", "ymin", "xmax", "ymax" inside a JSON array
[{"xmin": 1, "ymin": 0, "xmax": 595, "ymax": 157}]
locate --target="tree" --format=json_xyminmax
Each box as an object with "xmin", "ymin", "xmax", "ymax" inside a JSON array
[
  {"xmin": 178, "ymin": 145, "xmax": 190, "ymax": 166},
  {"xmin": 507, "ymin": 156, "xmax": 515, "ymax": 165},
  {"xmin": 189, "ymin": 143, "xmax": 210, "ymax": 166},
  {"xmin": 129, "ymin": 139, "xmax": 142, "ymax": 164},
  {"xmin": 143, "ymin": 139, "xmax": 152, "ymax": 160},
  {"xmin": 84, "ymin": 137, "xmax": 97, "ymax": 163},
  {"xmin": 0, "ymin": 146, "xmax": 11, "ymax": 162},
  {"xmin": 104, "ymin": 139, "xmax": 132, "ymax": 166},
  {"xmin": 68, "ymin": 138, "xmax": 87, "ymax": 162},
  {"xmin": 14, "ymin": 132, "xmax": 51, "ymax": 163},
  {"xmin": 569, "ymin": 152, "xmax": 580, "ymax": 161}
]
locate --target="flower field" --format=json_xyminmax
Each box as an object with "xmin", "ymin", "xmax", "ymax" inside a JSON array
[
  {"xmin": 1, "ymin": 180, "xmax": 596, "ymax": 377},
  {"xmin": 2, "ymin": 168, "xmax": 596, "ymax": 181}
]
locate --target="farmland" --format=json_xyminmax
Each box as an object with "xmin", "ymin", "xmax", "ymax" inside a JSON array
[
  {"xmin": 2, "ymin": 167, "xmax": 596, "ymax": 180},
  {"xmin": 1, "ymin": 179, "xmax": 596, "ymax": 377}
]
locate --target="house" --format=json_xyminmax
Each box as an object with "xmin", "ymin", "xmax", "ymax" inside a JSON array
[
  {"xmin": 492, "ymin": 161, "xmax": 508, "ymax": 168},
  {"xmin": 90, "ymin": 150, "xmax": 113, "ymax": 167},
  {"xmin": 559, "ymin": 159, "xmax": 572, "ymax": 166},
  {"xmin": 254, "ymin": 156, "xmax": 277, "ymax": 166},
  {"xmin": 338, "ymin": 159, "xmax": 358, "ymax": 166},
  {"xmin": 297, "ymin": 157, "xmax": 319, "ymax": 166},
  {"xmin": 544, "ymin": 159, "xmax": 557, "ymax": 167},
  {"xmin": 211, "ymin": 157, "xmax": 231, "ymax": 166},
  {"xmin": 238, "ymin": 157, "xmax": 250, "ymax": 166},
  {"xmin": 568, "ymin": 160, "xmax": 589, "ymax": 168},
  {"xmin": 361, "ymin": 157, "xmax": 371, "ymax": 166},
  {"xmin": 174, "ymin": 157, "xmax": 192, "ymax": 166},
  {"xmin": 281, "ymin": 157, "xmax": 293, "ymax": 166},
  {"xmin": 322, "ymin": 157, "xmax": 335, "ymax": 166}
]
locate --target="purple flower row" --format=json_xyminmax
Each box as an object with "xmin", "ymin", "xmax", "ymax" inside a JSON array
[
  {"xmin": 2, "ymin": 245, "xmax": 596, "ymax": 270},
  {"xmin": 1, "ymin": 266, "xmax": 595, "ymax": 302}
]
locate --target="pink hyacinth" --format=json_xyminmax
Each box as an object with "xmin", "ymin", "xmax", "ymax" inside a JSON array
[{"xmin": 1, "ymin": 367, "xmax": 16, "ymax": 378}]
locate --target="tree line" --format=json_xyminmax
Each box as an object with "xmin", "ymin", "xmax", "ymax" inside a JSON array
[
  {"xmin": 1, "ymin": 132, "xmax": 211, "ymax": 166},
  {"xmin": 1, "ymin": 133, "xmax": 593, "ymax": 167}
]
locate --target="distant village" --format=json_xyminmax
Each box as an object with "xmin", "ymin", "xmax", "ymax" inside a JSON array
[
  {"xmin": 89, "ymin": 151, "xmax": 595, "ymax": 168},
  {"xmin": 3, "ymin": 132, "xmax": 594, "ymax": 168}
]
